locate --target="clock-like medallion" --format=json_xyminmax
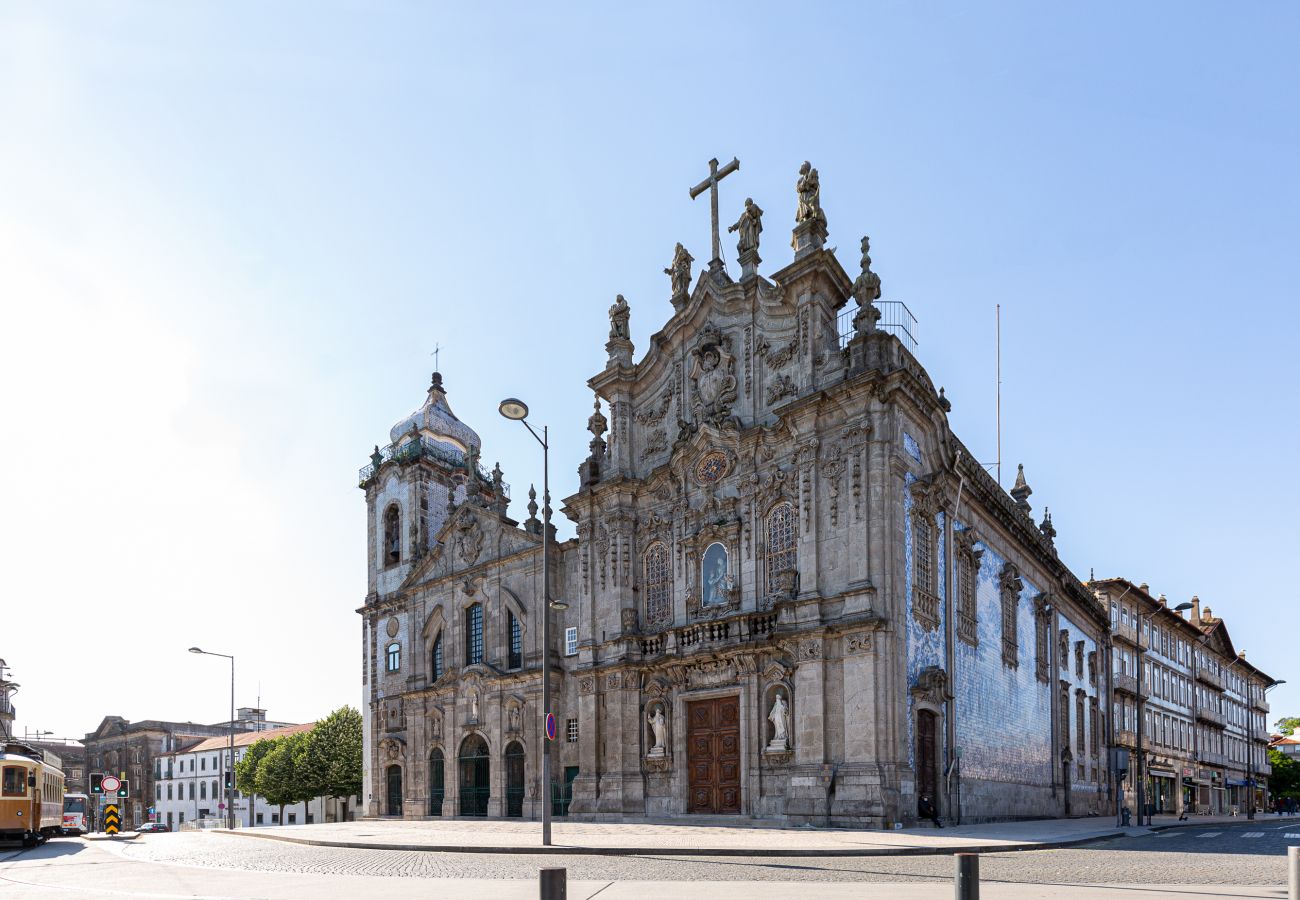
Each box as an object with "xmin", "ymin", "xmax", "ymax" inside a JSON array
[{"xmin": 695, "ymin": 450, "xmax": 729, "ymax": 484}]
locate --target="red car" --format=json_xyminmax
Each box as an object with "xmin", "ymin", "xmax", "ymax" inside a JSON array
[{"xmin": 137, "ymin": 823, "xmax": 170, "ymax": 833}]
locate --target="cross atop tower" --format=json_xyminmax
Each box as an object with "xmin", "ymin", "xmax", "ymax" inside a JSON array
[
  {"xmin": 430, "ymin": 342, "xmax": 441, "ymax": 371},
  {"xmin": 689, "ymin": 156, "xmax": 740, "ymax": 267}
]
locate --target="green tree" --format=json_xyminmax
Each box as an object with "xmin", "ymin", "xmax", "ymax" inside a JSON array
[
  {"xmin": 256, "ymin": 732, "xmax": 309, "ymax": 825},
  {"xmin": 1274, "ymin": 717, "xmax": 1300, "ymax": 736},
  {"xmin": 1268, "ymin": 748, "xmax": 1300, "ymax": 802},
  {"xmin": 297, "ymin": 707, "xmax": 363, "ymax": 821},
  {"xmin": 235, "ymin": 739, "xmax": 277, "ymax": 828}
]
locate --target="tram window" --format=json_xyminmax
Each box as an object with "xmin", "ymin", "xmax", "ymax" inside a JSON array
[{"xmin": 2, "ymin": 766, "xmax": 27, "ymax": 796}]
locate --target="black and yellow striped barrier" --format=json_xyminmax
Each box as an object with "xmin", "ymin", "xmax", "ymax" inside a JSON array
[{"xmin": 104, "ymin": 805, "xmax": 121, "ymax": 835}]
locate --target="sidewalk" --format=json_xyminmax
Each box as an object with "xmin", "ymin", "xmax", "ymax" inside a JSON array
[{"xmin": 217, "ymin": 812, "xmax": 1258, "ymax": 857}]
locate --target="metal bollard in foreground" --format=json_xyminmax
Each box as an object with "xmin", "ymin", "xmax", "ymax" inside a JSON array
[
  {"xmin": 540, "ymin": 866, "xmax": 567, "ymax": 900},
  {"xmin": 955, "ymin": 852, "xmax": 979, "ymax": 900},
  {"xmin": 1289, "ymin": 845, "xmax": 1298, "ymax": 900}
]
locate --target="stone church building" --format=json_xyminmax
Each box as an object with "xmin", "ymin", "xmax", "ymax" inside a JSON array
[{"xmin": 358, "ymin": 161, "xmax": 1111, "ymax": 825}]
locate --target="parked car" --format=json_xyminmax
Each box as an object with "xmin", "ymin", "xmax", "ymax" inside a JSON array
[{"xmin": 137, "ymin": 823, "xmax": 170, "ymax": 833}]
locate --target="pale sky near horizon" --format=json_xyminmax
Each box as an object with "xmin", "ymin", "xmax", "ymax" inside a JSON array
[{"xmin": 2, "ymin": 3, "xmax": 1297, "ymax": 741}]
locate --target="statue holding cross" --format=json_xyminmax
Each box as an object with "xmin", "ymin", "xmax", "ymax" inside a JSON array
[{"xmin": 689, "ymin": 156, "xmax": 740, "ymax": 268}]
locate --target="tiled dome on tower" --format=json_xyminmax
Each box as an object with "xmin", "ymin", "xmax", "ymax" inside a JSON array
[{"xmin": 389, "ymin": 372, "xmax": 481, "ymax": 461}]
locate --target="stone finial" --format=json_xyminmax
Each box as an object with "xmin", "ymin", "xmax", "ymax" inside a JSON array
[
  {"xmin": 525, "ymin": 484, "xmax": 540, "ymax": 534},
  {"xmin": 1010, "ymin": 463, "xmax": 1033, "ymax": 515},
  {"xmin": 606, "ymin": 295, "xmax": 634, "ymax": 367},
  {"xmin": 429, "ymin": 371, "xmax": 445, "ymax": 394},
  {"xmin": 791, "ymin": 161, "xmax": 828, "ymax": 259},
  {"xmin": 938, "ymin": 387, "xmax": 951, "ymax": 413},
  {"xmin": 664, "ymin": 243, "xmax": 694, "ymax": 311},
  {"xmin": 851, "ymin": 236, "xmax": 883, "ymax": 334},
  {"xmin": 728, "ymin": 198, "xmax": 764, "ymax": 279},
  {"xmin": 587, "ymin": 396, "xmax": 608, "ymax": 440},
  {"xmin": 1039, "ymin": 508, "xmax": 1056, "ymax": 546}
]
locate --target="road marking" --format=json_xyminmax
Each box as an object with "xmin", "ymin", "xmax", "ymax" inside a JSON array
[
  {"xmin": 1242, "ymin": 832, "xmax": 1264, "ymax": 838},
  {"xmin": 1285, "ymin": 833, "xmax": 1300, "ymax": 839},
  {"xmin": 1197, "ymin": 832, "xmax": 1222, "ymax": 838}
]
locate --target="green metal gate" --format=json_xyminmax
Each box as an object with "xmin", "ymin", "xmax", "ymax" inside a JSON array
[
  {"xmin": 505, "ymin": 742, "xmax": 525, "ymax": 817},
  {"xmin": 428, "ymin": 749, "xmax": 445, "ymax": 816},
  {"xmin": 458, "ymin": 735, "xmax": 490, "ymax": 817}
]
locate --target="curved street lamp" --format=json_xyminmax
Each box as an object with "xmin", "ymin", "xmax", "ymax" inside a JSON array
[{"xmin": 189, "ymin": 647, "xmax": 236, "ymax": 830}]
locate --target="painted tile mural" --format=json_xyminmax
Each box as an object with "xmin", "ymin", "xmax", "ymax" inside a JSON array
[
  {"xmin": 904, "ymin": 474, "xmax": 945, "ymax": 771},
  {"xmin": 1057, "ymin": 613, "xmax": 1103, "ymax": 794},
  {"xmin": 952, "ymin": 527, "xmax": 1052, "ymax": 787}
]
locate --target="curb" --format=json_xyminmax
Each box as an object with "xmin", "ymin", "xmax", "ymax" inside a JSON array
[
  {"xmin": 213, "ymin": 827, "xmax": 1130, "ymax": 858},
  {"xmin": 83, "ymin": 833, "xmax": 141, "ymax": 842}
]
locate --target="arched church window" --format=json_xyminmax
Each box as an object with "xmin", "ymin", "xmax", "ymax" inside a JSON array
[
  {"xmin": 765, "ymin": 503, "xmax": 796, "ymax": 594},
  {"xmin": 383, "ymin": 505, "xmax": 401, "ymax": 565},
  {"xmin": 644, "ymin": 542, "xmax": 671, "ymax": 626},
  {"xmin": 386, "ymin": 641, "xmax": 401, "ymax": 672},
  {"xmin": 199, "ymin": 780, "xmax": 206, "ymax": 800},
  {"xmin": 508, "ymin": 612, "xmax": 522, "ymax": 670},
  {"xmin": 431, "ymin": 633, "xmax": 444, "ymax": 680},
  {"xmin": 465, "ymin": 603, "xmax": 483, "ymax": 666}
]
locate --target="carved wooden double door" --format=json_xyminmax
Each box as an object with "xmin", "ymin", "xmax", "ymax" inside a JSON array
[{"xmin": 687, "ymin": 696, "xmax": 741, "ymax": 814}]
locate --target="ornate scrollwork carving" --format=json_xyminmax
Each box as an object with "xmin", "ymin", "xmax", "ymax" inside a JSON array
[{"xmin": 1000, "ymin": 562, "xmax": 1023, "ymax": 668}]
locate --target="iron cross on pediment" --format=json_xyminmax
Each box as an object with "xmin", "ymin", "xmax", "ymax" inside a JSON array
[{"xmin": 690, "ymin": 156, "xmax": 740, "ymax": 267}]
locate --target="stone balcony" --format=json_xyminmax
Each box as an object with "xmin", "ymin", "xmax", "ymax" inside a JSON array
[
  {"xmin": 1114, "ymin": 730, "xmax": 1138, "ymax": 749},
  {"xmin": 1196, "ymin": 706, "xmax": 1226, "ymax": 728},
  {"xmin": 1198, "ymin": 750, "xmax": 1229, "ymax": 767},
  {"xmin": 1196, "ymin": 666, "xmax": 1225, "ymax": 692},
  {"xmin": 1112, "ymin": 674, "xmax": 1150, "ymax": 699},
  {"xmin": 1250, "ymin": 693, "xmax": 1269, "ymax": 713},
  {"xmin": 1111, "ymin": 622, "xmax": 1139, "ymax": 647},
  {"xmin": 635, "ymin": 605, "xmax": 884, "ymax": 663}
]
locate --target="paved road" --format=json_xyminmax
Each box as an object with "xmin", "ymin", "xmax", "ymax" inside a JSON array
[{"xmin": 0, "ymin": 819, "xmax": 1293, "ymax": 898}]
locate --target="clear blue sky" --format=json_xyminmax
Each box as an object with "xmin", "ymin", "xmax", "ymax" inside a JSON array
[{"xmin": 2, "ymin": 2, "xmax": 1296, "ymax": 738}]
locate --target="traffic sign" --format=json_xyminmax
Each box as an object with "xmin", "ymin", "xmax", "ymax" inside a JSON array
[
  {"xmin": 104, "ymin": 804, "xmax": 121, "ymax": 835},
  {"xmin": 544, "ymin": 712, "xmax": 557, "ymax": 741},
  {"xmin": 102, "ymin": 775, "xmax": 121, "ymax": 793}
]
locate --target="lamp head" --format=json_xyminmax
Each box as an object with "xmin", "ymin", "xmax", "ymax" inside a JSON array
[
  {"xmin": 499, "ymin": 398, "xmax": 529, "ymax": 421},
  {"xmin": 1273, "ymin": 679, "xmax": 1287, "ymax": 687},
  {"xmin": 188, "ymin": 647, "xmax": 203, "ymax": 654},
  {"xmin": 549, "ymin": 599, "xmax": 569, "ymax": 611},
  {"xmin": 1172, "ymin": 602, "xmax": 1193, "ymax": 612}
]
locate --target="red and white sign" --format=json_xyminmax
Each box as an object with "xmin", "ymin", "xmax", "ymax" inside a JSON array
[{"xmin": 102, "ymin": 775, "xmax": 121, "ymax": 793}]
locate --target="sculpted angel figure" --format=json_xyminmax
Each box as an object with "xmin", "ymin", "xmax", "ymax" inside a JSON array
[{"xmin": 728, "ymin": 198, "xmax": 764, "ymax": 256}]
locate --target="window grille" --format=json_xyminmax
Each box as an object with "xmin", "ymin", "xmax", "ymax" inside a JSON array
[
  {"xmin": 466, "ymin": 604, "xmax": 483, "ymax": 665},
  {"xmin": 566, "ymin": 718, "xmax": 578, "ymax": 743},
  {"xmin": 508, "ymin": 612, "xmax": 522, "ymax": 670},
  {"xmin": 431, "ymin": 633, "xmax": 443, "ymax": 679},
  {"xmin": 765, "ymin": 503, "xmax": 797, "ymax": 592},
  {"xmin": 644, "ymin": 543, "xmax": 671, "ymax": 626}
]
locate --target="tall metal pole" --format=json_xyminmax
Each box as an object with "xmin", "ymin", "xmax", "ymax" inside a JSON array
[
  {"xmin": 541, "ymin": 424, "xmax": 552, "ymax": 847},
  {"xmin": 228, "ymin": 656, "xmax": 236, "ymax": 831},
  {"xmin": 1136, "ymin": 630, "xmax": 1146, "ymax": 827}
]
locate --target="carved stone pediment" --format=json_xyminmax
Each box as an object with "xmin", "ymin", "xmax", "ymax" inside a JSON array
[
  {"xmin": 689, "ymin": 323, "xmax": 739, "ymax": 426},
  {"xmin": 379, "ymin": 737, "xmax": 405, "ymax": 762},
  {"xmin": 685, "ymin": 658, "xmax": 737, "ymax": 689},
  {"xmin": 910, "ymin": 665, "xmax": 950, "ymax": 706}
]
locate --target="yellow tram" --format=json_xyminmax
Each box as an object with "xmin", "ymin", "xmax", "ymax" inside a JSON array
[{"xmin": 1, "ymin": 741, "xmax": 65, "ymax": 847}]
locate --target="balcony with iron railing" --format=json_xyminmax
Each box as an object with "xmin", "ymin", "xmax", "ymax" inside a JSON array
[
  {"xmin": 1198, "ymin": 750, "xmax": 1229, "ymax": 767},
  {"xmin": 1112, "ymin": 673, "xmax": 1150, "ymax": 699},
  {"xmin": 1196, "ymin": 666, "xmax": 1225, "ymax": 691},
  {"xmin": 358, "ymin": 436, "xmax": 508, "ymax": 496},
  {"xmin": 1114, "ymin": 730, "xmax": 1138, "ymax": 749},
  {"xmin": 1196, "ymin": 706, "xmax": 1226, "ymax": 728},
  {"xmin": 836, "ymin": 301, "xmax": 918, "ymax": 354}
]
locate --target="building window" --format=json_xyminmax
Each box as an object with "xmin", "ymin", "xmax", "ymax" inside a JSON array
[
  {"xmin": 383, "ymin": 504, "xmax": 402, "ymax": 565},
  {"xmin": 271, "ymin": 813, "xmax": 279, "ymax": 824},
  {"xmin": 201, "ymin": 758, "xmax": 206, "ymax": 771},
  {"xmin": 465, "ymin": 603, "xmax": 483, "ymax": 666},
  {"xmin": 167, "ymin": 784, "xmax": 173, "ymax": 800},
  {"xmin": 999, "ymin": 563, "xmax": 1023, "ymax": 669},
  {"xmin": 431, "ymin": 633, "xmax": 444, "ymax": 680},
  {"xmin": 256, "ymin": 812, "xmax": 264, "ymax": 824},
  {"xmin": 565, "ymin": 626, "xmax": 578, "ymax": 657},
  {"xmin": 386, "ymin": 642, "xmax": 401, "ymax": 672},
  {"xmin": 508, "ymin": 612, "xmax": 522, "ymax": 670},
  {"xmin": 200, "ymin": 781, "xmax": 207, "ymax": 800},
  {"xmin": 188, "ymin": 782, "xmax": 195, "ymax": 800},
  {"xmin": 644, "ymin": 542, "xmax": 672, "ymax": 627},
  {"xmin": 765, "ymin": 502, "xmax": 797, "ymax": 596},
  {"xmin": 288, "ymin": 813, "xmax": 296, "ymax": 824},
  {"xmin": 912, "ymin": 512, "xmax": 938, "ymax": 629},
  {"xmin": 566, "ymin": 718, "xmax": 579, "ymax": 743},
  {"xmin": 954, "ymin": 528, "xmax": 982, "ymax": 647},
  {"xmin": 156, "ymin": 785, "xmax": 161, "ymax": 800}
]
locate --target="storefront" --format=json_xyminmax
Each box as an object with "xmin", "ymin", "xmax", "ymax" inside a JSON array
[{"xmin": 1149, "ymin": 769, "xmax": 1177, "ymax": 814}]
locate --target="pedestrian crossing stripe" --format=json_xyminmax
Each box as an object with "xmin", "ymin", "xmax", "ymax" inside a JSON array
[
  {"xmin": 1198, "ymin": 832, "xmax": 1221, "ymax": 837},
  {"xmin": 1242, "ymin": 832, "xmax": 1264, "ymax": 838},
  {"xmin": 1285, "ymin": 833, "xmax": 1300, "ymax": 839}
]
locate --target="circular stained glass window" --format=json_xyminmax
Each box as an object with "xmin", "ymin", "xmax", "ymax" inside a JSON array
[{"xmin": 695, "ymin": 451, "xmax": 728, "ymax": 484}]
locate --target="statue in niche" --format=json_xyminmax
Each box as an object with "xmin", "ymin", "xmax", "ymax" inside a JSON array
[
  {"xmin": 646, "ymin": 706, "xmax": 668, "ymax": 757},
  {"xmin": 608, "ymin": 294, "xmax": 630, "ymax": 340},
  {"xmin": 468, "ymin": 689, "xmax": 479, "ymax": 722},
  {"xmin": 794, "ymin": 161, "xmax": 825, "ymax": 227},
  {"xmin": 728, "ymin": 197, "xmax": 764, "ymax": 257},
  {"xmin": 663, "ymin": 243, "xmax": 693, "ymax": 299},
  {"xmin": 689, "ymin": 326, "xmax": 738, "ymax": 425},
  {"xmin": 768, "ymin": 691, "xmax": 790, "ymax": 750},
  {"xmin": 701, "ymin": 542, "xmax": 732, "ymax": 607},
  {"xmin": 508, "ymin": 705, "xmax": 520, "ymax": 732}
]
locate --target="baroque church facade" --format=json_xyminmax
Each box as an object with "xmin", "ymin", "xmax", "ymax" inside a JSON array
[{"xmin": 358, "ymin": 161, "xmax": 1112, "ymax": 825}]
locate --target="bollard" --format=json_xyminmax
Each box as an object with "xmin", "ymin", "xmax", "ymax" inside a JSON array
[
  {"xmin": 540, "ymin": 866, "xmax": 567, "ymax": 900},
  {"xmin": 955, "ymin": 852, "xmax": 979, "ymax": 900},
  {"xmin": 1289, "ymin": 845, "xmax": 1298, "ymax": 900}
]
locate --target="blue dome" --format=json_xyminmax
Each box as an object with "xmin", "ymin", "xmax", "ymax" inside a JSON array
[{"xmin": 389, "ymin": 373, "xmax": 481, "ymax": 456}]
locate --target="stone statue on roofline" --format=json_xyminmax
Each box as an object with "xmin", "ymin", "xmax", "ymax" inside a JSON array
[
  {"xmin": 791, "ymin": 160, "xmax": 828, "ymax": 258},
  {"xmin": 664, "ymin": 242, "xmax": 694, "ymax": 310},
  {"xmin": 608, "ymin": 294, "xmax": 630, "ymax": 340},
  {"xmin": 728, "ymin": 198, "xmax": 764, "ymax": 278}
]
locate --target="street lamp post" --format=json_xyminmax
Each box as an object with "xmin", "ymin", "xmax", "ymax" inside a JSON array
[
  {"xmin": 499, "ymin": 397, "xmax": 568, "ymax": 848},
  {"xmin": 1136, "ymin": 601, "xmax": 1193, "ymax": 827},
  {"xmin": 189, "ymin": 647, "xmax": 236, "ymax": 830},
  {"xmin": 1248, "ymin": 678, "xmax": 1286, "ymax": 820}
]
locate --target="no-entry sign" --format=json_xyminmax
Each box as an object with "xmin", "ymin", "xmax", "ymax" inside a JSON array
[{"xmin": 102, "ymin": 775, "xmax": 121, "ymax": 793}]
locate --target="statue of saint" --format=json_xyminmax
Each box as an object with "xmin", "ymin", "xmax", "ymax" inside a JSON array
[
  {"xmin": 508, "ymin": 705, "xmax": 520, "ymax": 732},
  {"xmin": 663, "ymin": 243, "xmax": 694, "ymax": 298},
  {"xmin": 608, "ymin": 294, "xmax": 631, "ymax": 340},
  {"xmin": 647, "ymin": 706, "xmax": 668, "ymax": 753},
  {"xmin": 768, "ymin": 692, "xmax": 790, "ymax": 747},
  {"xmin": 728, "ymin": 198, "xmax": 764, "ymax": 257},
  {"xmin": 795, "ymin": 161, "xmax": 825, "ymax": 227}
]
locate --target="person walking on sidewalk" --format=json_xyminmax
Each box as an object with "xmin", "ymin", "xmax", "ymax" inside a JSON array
[{"xmin": 919, "ymin": 795, "xmax": 942, "ymax": 828}]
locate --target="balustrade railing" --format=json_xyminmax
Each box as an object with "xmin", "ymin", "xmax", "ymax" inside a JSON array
[
  {"xmin": 358, "ymin": 436, "xmax": 507, "ymax": 496},
  {"xmin": 637, "ymin": 609, "xmax": 782, "ymax": 658},
  {"xmin": 836, "ymin": 301, "xmax": 918, "ymax": 353}
]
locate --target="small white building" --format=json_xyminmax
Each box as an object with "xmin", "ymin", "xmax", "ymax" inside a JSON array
[{"xmin": 153, "ymin": 723, "xmax": 352, "ymax": 830}]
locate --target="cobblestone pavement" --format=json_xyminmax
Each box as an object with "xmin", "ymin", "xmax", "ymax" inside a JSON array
[{"xmin": 108, "ymin": 820, "xmax": 1294, "ymax": 885}]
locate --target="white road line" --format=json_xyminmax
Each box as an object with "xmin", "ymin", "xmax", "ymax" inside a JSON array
[
  {"xmin": 1198, "ymin": 831, "xmax": 1222, "ymax": 838},
  {"xmin": 1242, "ymin": 832, "xmax": 1264, "ymax": 838},
  {"xmin": 1285, "ymin": 833, "xmax": 1300, "ymax": 839}
]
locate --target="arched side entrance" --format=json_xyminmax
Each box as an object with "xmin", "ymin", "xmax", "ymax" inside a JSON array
[
  {"xmin": 915, "ymin": 709, "xmax": 938, "ymax": 819},
  {"xmin": 385, "ymin": 765, "xmax": 402, "ymax": 817},
  {"xmin": 428, "ymin": 748, "xmax": 445, "ymax": 816},
  {"xmin": 505, "ymin": 742, "xmax": 525, "ymax": 817},
  {"xmin": 458, "ymin": 734, "xmax": 490, "ymax": 817}
]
